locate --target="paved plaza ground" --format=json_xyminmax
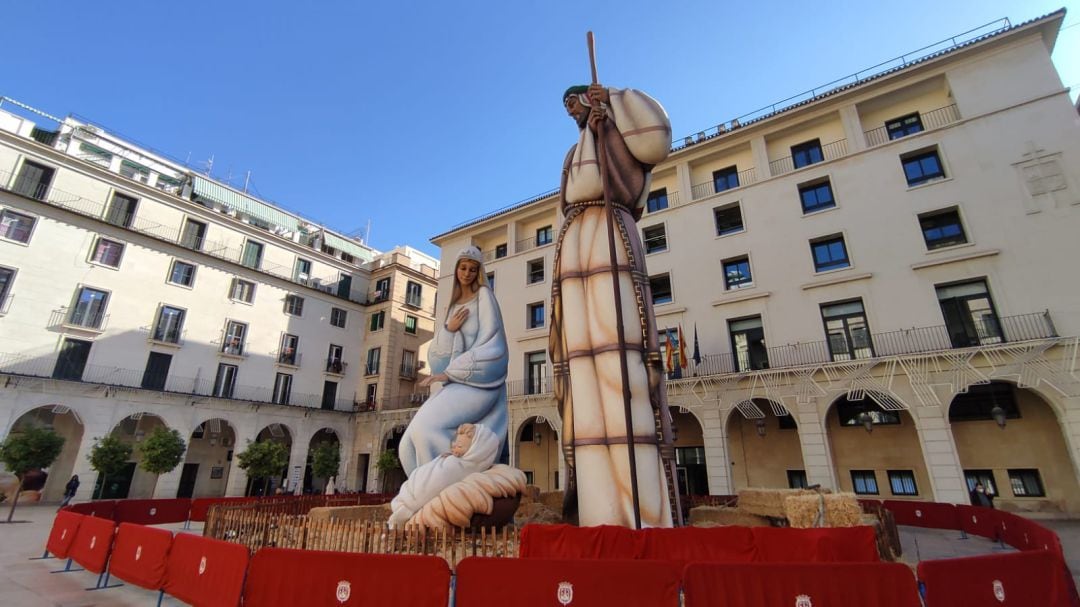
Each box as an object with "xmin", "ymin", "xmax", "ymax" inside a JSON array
[{"xmin": 0, "ymin": 504, "xmax": 1076, "ymax": 606}]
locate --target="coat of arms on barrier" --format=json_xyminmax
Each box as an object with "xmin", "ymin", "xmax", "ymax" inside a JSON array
[
  {"xmin": 557, "ymin": 581, "xmax": 573, "ymax": 606},
  {"xmin": 135, "ymin": 545, "xmax": 142, "ymax": 561},
  {"xmin": 993, "ymin": 579, "xmax": 1006, "ymax": 602},
  {"xmin": 90, "ymin": 536, "xmax": 96, "ymax": 550},
  {"xmin": 796, "ymin": 594, "xmax": 813, "ymax": 607},
  {"xmin": 336, "ymin": 580, "xmax": 351, "ymax": 603},
  {"xmin": 198, "ymin": 556, "xmax": 207, "ymax": 575}
]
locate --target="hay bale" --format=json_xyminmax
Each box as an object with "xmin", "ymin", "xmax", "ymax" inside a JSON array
[
  {"xmin": 308, "ymin": 503, "xmax": 391, "ymax": 523},
  {"xmin": 514, "ymin": 501, "xmax": 564, "ymax": 526},
  {"xmin": 520, "ymin": 485, "xmax": 542, "ymax": 503},
  {"xmin": 538, "ymin": 490, "xmax": 564, "ymax": 510},
  {"xmin": 738, "ymin": 488, "xmax": 814, "ymax": 518},
  {"xmin": 689, "ymin": 505, "xmax": 770, "ymax": 527},
  {"xmin": 783, "ymin": 493, "xmax": 862, "ymax": 528}
]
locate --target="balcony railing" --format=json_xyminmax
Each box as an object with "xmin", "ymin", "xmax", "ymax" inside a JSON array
[
  {"xmin": 277, "ymin": 350, "xmax": 301, "ymax": 366},
  {"xmin": 515, "ymin": 234, "xmax": 555, "ymax": 255},
  {"xmin": 768, "ymin": 139, "xmax": 848, "ymax": 177},
  {"xmin": 380, "ymin": 392, "xmax": 430, "ymax": 411},
  {"xmin": 507, "ymin": 376, "xmax": 556, "ymax": 398},
  {"xmin": 326, "ymin": 359, "xmax": 347, "ymax": 374},
  {"xmin": 0, "ymin": 352, "xmax": 355, "ymax": 413},
  {"xmin": 690, "ymin": 168, "xmax": 758, "ymax": 201},
  {"xmin": 864, "ymin": 104, "xmax": 960, "ymax": 148}
]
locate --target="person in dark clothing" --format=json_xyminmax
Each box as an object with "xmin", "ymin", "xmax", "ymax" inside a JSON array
[
  {"xmin": 970, "ymin": 482, "xmax": 994, "ymax": 508},
  {"xmin": 58, "ymin": 474, "xmax": 79, "ymax": 509}
]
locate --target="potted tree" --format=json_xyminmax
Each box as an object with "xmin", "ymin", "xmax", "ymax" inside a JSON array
[
  {"xmin": 0, "ymin": 427, "xmax": 65, "ymax": 523},
  {"xmin": 236, "ymin": 440, "xmax": 289, "ymax": 496},
  {"xmin": 137, "ymin": 427, "xmax": 187, "ymax": 493},
  {"xmin": 88, "ymin": 435, "xmax": 133, "ymax": 499},
  {"xmin": 311, "ymin": 442, "xmax": 341, "ymax": 493}
]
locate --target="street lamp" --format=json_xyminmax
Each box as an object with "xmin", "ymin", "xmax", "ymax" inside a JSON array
[
  {"xmin": 990, "ymin": 404, "xmax": 1007, "ymax": 429},
  {"xmin": 856, "ymin": 411, "xmax": 874, "ymax": 434},
  {"xmin": 755, "ymin": 418, "xmax": 767, "ymax": 437}
]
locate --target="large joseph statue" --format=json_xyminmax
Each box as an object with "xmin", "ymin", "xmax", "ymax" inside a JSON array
[{"xmin": 549, "ymin": 81, "xmax": 678, "ymax": 528}]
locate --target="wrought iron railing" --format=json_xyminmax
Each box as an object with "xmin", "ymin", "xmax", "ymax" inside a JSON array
[
  {"xmin": 863, "ymin": 104, "xmax": 961, "ymax": 147},
  {"xmin": 506, "ymin": 376, "xmax": 556, "ymax": 398},
  {"xmin": 690, "ymin": 168, "xmax": 758, "ymax": 201},
  {"xmin": 768, "ymin": 139, "xmax": 848, "ymax": 177},
  {"xmin": 379, "ymin": 392, "xmax": 430, "ymax": 411}
]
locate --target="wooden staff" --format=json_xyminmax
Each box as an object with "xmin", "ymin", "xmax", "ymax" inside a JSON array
[{"xmin": 586, "ymin": 31, "xmax": 642, "ymax": 529}]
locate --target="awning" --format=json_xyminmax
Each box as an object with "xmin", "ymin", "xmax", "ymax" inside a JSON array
[
  {"xmin": 322, "ymin": 231, "xmax": 373, "ymax": 262},
  {"xmin": 193, "ymin": 176, "xmax": 299, "ymax": 232}
]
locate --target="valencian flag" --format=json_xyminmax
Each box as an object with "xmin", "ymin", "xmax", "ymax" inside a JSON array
[{"xmin": 677, "ymin": 325, "xmax": 689, "ymax": 370}]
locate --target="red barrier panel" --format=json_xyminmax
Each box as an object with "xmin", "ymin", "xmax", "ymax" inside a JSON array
[
  {"xmin": 69, "ymin": 515, "xmax": 116, "ymax": 574},
  {"xmin": 163, "ymin": 533, "xmax": 248, "ymax": 607},
  {"xmin": 108, "ymin": 523, "xmax": 173, "ymax": 590},
  {"xmin": 752, "ymin": 526, "xmax": 880, "ymax": 563},
  {"xmin": 189, "ymin": 497, "xmax": 257, "ymax": 522},
  {"xmin": 639, "ymin": 526, "xmax": 757, "ymax": 565},
  {"xmin": 114, "ymin": 498, "xmax": 192, "ymax": 525},
  {"xmin": 45, "ymin": 511, "xmax": 83, "ymax": 559},
  {"xmin": 66, "ymin": 500, "xmax": 117, "ymax": 520},
  {"xmin": 519, "ymin": 524, "xmax": 643, "ymax": 559},
  {"xmin": 684, "ymin": 561, "xmax": 920, "ymax": 607},
  {"xmin": 457, "ymin": 557, "xmax": 680, "ymax": 607},
  {"xmin": 956, "ymin": 504, "xmax": 1003, "ymax": 540},
  {"xmin": 884, "ymin": 499, "xmax": 959, "ymax": 530},
  {"xmin": 243, "ymin": 548, "xmax": 450, "ymax": 606},
  {"xmin": 919, "ymin": 549, "xmax": 1070, "ymax": 607}
]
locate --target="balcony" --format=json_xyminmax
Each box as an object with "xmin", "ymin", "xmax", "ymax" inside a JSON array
[
  {"xmin": 325, "ymin": 359, "xmax": 347, "ymax": 375},
  {"xmin": 507, "ymin": 376, "xmax": 555, "ymax": 399},
  {"xmin": 276, "ymin": 350, "xmax": 301, "ymax": 367},
  {"xmin": 379, "ymin": 392, "xmax": 430, "ymax": 411},
  {"xmin": 0, "ymin": 352, "xmax": 355, "ymax": 413},
  {"xmin": 768, "ymin": 139, "xmax": 847, "ymax": 177},
  {"xmin": 864, "ymin": 104, "xmax": 960, "ymax": 148},
  {"xmin": 691, "ymin": 168, "xmax": 758, "ymax": 201}
]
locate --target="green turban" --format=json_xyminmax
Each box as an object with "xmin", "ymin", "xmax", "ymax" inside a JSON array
[{"xmin": 563, "ymin": 85, "xmax": 589, "ymax": 103}]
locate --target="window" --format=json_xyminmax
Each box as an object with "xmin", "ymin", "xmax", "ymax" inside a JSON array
[
  {"xmin": 950, "ymin": 383, "xmax": 1019, "ymax": 422},
  {"xmin": 241, "ymin": 240, "xmax": 264, "ymax": 269},
  {"xmin": 642, "ymin": 224, "xmax": 667, "ymax": 254},
  {"xmin": 54, "ymin": 338, "xmax": 92, "ymax": 381},
  {"xmin": 0, "ymin": 266, "xmax": 14, "ymax": 309},
  {"xmin": 229, "ymin": 278, "xmax": 256, "ymax": 303},
  {"xmin": 404, "ymin": 314, "xmax": 418, "ymax": 334},
  {"xmin": 902, "ymin": 149, "xmax": 945, "ymax": 186},
  {"xmin": 401, "ymin": 349, "xmax": 417, "ymax": 378},
  {"xmin": 104, "ymin": 192, "xmax": 138, "ymax": 228},
  {"xmin": 495, "ymin": 243, "xmax": 508, "ymax": 258},
  {"xmin": 821, "ymin": 299, "xmax": 873, "ymax": 361},
  {"xmin": 1008, "ymin": 469, "xmax": 1045, "ymax": 497},
  {"xmin": 850, "ymin": 470, "xmax": 879, "ymax": 495},
  {"xmin": 366, "ymin": 347, "xmax": 381, "ymax": 375},
  {"xmin": 486, "ymin": 272, "xmax": 495, "ymax": 292},
  {"xmin": 527, "ymin": 259, "xmax": 545, "ymax": 284},
  {"xmin": 155, "ymin": 174, "xmax": 183, "ymax": 194},
  {"xmin": 336, "ymin": 273, "xmax": 352, "ymax": 299},
  {"xmin": 279, "ymin": 334, "xmax": 299, "ymax": 365},
  {"xmin": 322, "ymin": 381, "xmax": 339, "ymax": 410},
  {"xmin": 810, "ymin": 235, "xmax": 850, "ymax": 272},
  {"xmin": 919, "ymin": 208, "xmax": 968, "ymax": 250},
  {"xmin": 213, "ymin": 363, "xmax": 238, "ymax": 398},
  {"xmin": 69, "ymin": 287, "xmax": 109, "ymax": 329},
  {"xmin": 645, "ymin": 275, "xmax": 669, "ymax": 306},
  {"xmin": 272, "ymin": 373, "xmax": 292, "ymax": 405},
  {"xmin": 886, "ymin": 113, "xmax": 923, "ymax": 140},
  {"xmin": 294, "ymin": 258, "xmax": 312, "ymax": 282},
  {"xmin": 836, "ymin": 398, "xmax": 900, "ymax": 426},
  {"xmin": 888, "ymin": 470, "xmax": 919, "ymax": 496},
  {"xmin": 140, "ymin": 351, "xmax": 172, "ymax": 390},
  {"xmin": 964, "ymin": 470, "xmax": 998, "ymax": 496},
  {"xmin": 284, "ymin": 294, "xmax": 304, "ymax": 316},
  {"xmin": 935, "ymin": 279, "xmax": 1002, "ymax": 348},
  {"xmin": 722, "ymin": 256, "xmax": 752, "ymax": 290},
  {"xmin": 330, "ymin": 307, "xmax": 347, "ymax": 328},
  {"xmin": 369, "ymin": 310, "xmax": 385, "ymax": 332},
  {"xmin": 327, "ymin": 344, "xmax": 345, "ymax": 374},
  {"xmin": 374, "ymin": 277, "xmax": 391, "ymax": 302},
  {"xmin": 713, "ymin": 203, "xmax": 744, "ymax": 236},
  {"xmin": 0, "ymin": 209, "xmax": 36, "ymax": 243},
  {"xmin": 528, "ymin": 302, "xmax": 545, "ymax": 329},
  {"xmin": 365, "ymin": 384, "xmax": 378, "ymax": 406},
  {"xmin": 713, "ymin": 165, "xmax": 740, "ymax": 193},
  {"xmin": 787, "ymin": 470, "xmax": 809, "ymax": 489},
  {"xmin": 536, "ymin": 225, "xmax": 553, "ymax": 246},
  {"xmin": 222, "ymin": 321, "xmax": 247, "ymax": 355},
  {"xmin": 90, "ymin": 238, "xmax": 125, "ymax": 268},
  {"xmin": 730, "ymin": 315, "xmax": 768, "ymax": 371},
  {"xmin": 527, "ymin": 351, "xmax": 547, "ymax": 395},
  {"xmin": 168, "ymin": 260, "xmax": 196, "ymax": 287},
  {"xmin": 152, "ymin": 306, "xmax": 185, "ymax": 343},
  {"xmin": 646, "ymin": 188, "xmax": 669, "ymax": 213},
  {"xmin": 13, "ymin": 160, "xmax": 54, "ymax": 200},
  {"xmin": 791, "ymin": 139, "xmax": 824, "ymax": 169},
  {"xmin": 405, "ymin": 281, "xmax": 422, "ymax": 307},
  {"xmin": 798, "ymin": 179, "xmax": 836, "ymax": 213},
  {"xmin": 180, "ymin": 218, "xmax": 207, "ymax": 251}
]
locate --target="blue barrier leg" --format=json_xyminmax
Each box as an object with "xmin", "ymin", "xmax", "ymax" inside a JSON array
[
  {"xmin": 959, "ymin": 529, "xmax": 968, "ymax": 540},
  {"xmin": 157, "ymin": 589, "xmax": 165, "ymax": 607},
  {"xmin": 28, "ymin": 549, "xmax": 53, "ymax": 560},
  {"xmin": 85, "ymin": 569, "xmax": 123, "ymax": 591},
  {"xmin": 49, "ymin": 558, "xmax": 83, "ymax": 573}
]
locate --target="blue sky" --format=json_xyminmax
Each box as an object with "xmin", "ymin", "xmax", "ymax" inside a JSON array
[{"xmin": 3, "ymin": 1, "xmax": 1077, "ymax": 257}]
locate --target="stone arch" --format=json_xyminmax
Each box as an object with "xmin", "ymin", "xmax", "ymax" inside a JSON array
[
  {"xmin": 304, "ymin": 427, "xmax": 342, "ymax": 494},
  {"xmin": 824, "ymin": 391, "xmax": 929, "ymax": 500},
  {"xmin": 101, "ymin": 412, "xmax": 171, "ymax": 499},
  {"xmin": 725, "ymin": 398, "xmax": 805, "ymax": 491},
  {"xmin": 176, "ymin": 418, "xmax": 238, "ymax": 499},
  {"xmin": 515, "ymin": 415, "xmax": 560, "ymax": 491},
  {"xmin": 670, "ymin": 406, "xmax": 709, "ymax": 497},
  {"xmin": 378, "ymin": 425, "xmax": 408, "ymax": 494},
  {"xmin": 947, "ymin": 380, "xmax": 1080, "ymax": 513},
  {"xmin": 245, "ymin": 422, "xmax": 294, "ymax": 496},
  {"xmin": 3, "ymin": 405, "xmax": 85, "ymax": 502}
]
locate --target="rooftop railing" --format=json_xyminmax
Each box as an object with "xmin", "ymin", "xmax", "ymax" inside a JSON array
[
  {"xmin": 863, "ymin": 104, "xmax": 961, "ymax": 147},
  {"xmin": 768, "ymin": 139, "xmax": 848, "ymax": 177}
]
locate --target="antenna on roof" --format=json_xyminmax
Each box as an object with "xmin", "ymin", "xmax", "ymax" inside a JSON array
[
  {"xmin": 201, "ymin": 153, "xmax": 215, "ymax": 176},
  {"xmin": 244, "ymin": 170, "xmax": 252, "ymax": 193}
]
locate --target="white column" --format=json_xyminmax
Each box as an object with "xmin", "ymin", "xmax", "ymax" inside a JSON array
[
  {"xmin": 797, "ymin": 399, "xmax": 837, "ymax": 490},
  {"xmin": 287, "ymin": 438, "xmax": 308, "ymax": 494},
  {"xmin": 914, "ymin": 406, "xmax": 968, "ymax": 504},
  {"xmin": 71, "ymin": 423, "xmax": 109, "ymax": 501},
  {"xmin": 750, "ymin": 136, "xmax": 771, "ymax": 180},
  {"xmin": 675, "ymin": 161, "xmax": 694, "ymax": 204},
  {"xmin": 1057, "ymin": 397, "xmax": 1080, "ymax": 488},
  {"xmin": 152, "ymin": 467, "xmax": 184, "ymax": 499},
  {"xmin": 701, "ymin": 407, "xmax": 731, "ymax": 495},
  {"xmin": 838, "ymin": 104, "xmax": 866, "ymax": 153}
]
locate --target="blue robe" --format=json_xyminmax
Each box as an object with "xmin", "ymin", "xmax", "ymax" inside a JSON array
[{"xmin": 398, "ymin": 285, "xmax": 509, "ymax": 476}]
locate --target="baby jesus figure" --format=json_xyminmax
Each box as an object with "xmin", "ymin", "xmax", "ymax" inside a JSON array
[{"xmin": 388, "ymin": 423, "xmax": 500, "ymax": 528}]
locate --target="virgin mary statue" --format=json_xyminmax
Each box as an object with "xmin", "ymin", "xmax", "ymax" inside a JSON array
[{"xmin": 397, "ymin": 246, "xmax": 509, "ymax": 475}]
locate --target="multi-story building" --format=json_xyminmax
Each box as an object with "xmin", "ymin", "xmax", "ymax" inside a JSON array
[
  {"xmin": 0, "ymin": 99, "xmax": 437, "ymax": 501},
  {"xmin": 430, "ymin": 11, "xmax": 1080, "ymax": 514}
]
